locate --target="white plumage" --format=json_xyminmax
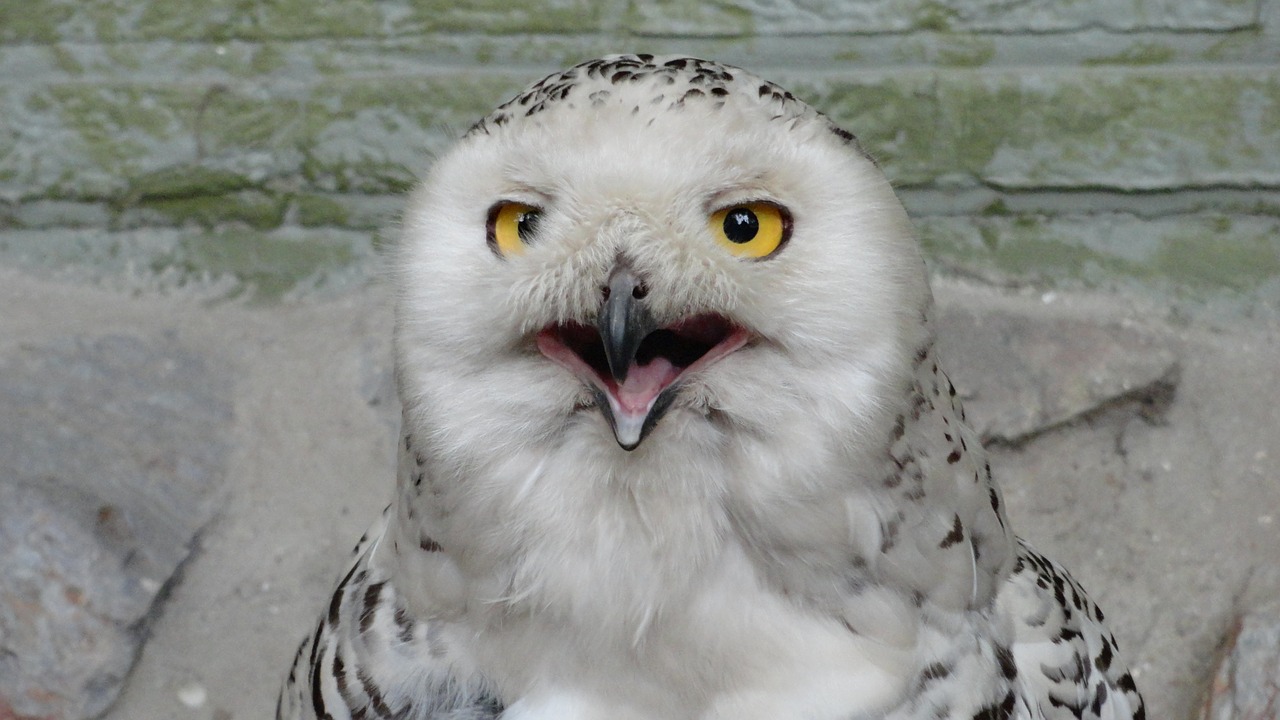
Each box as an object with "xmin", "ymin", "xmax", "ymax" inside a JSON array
[{"xmin": 278, "ymin": 54, "xmax": 1146, "ymax": 720}]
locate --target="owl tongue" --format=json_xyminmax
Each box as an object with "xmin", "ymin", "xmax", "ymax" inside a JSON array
[{"xmin": 612, "ymin": 356, "xmax": 680, "ymax": 416}]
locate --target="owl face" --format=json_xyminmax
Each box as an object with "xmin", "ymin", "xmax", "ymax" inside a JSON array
[{"xmin": 395, "ymin": 55, "xmax": 929, "ymax": 463}]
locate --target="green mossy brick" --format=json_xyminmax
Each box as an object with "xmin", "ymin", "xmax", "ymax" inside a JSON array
[
  {"xmin": 63, "ymin": 0, "xmax": 387, "ymax": 42},
  {"xmin": 1201, "ymin": 29, "xmax": 1266, "ymax": 61},
  {"xmin": 9, "ymin": 201, "xmax": 112, "ymax": 230},
  {"xmin": 789, "ymin": 72, "xmax": 945, "ymax": 187},
  {"xmin": 625, "ymin": 0, "xmax": 1259, "ymax": 35},
  {"xmin": 154, "ymin": 229, "xmax": 372, "ymax": 301},
  {"xmin": 5, "ymin": 32, "xmax": 1277, "ymax": 304},
  {"xmin": 10, "ymin": 74, "xmax": 522, "ymax": 201},
  {"xmin": 405, "ymin": 0, "xmax": 619, "ymax": 35},
  {"xmin": 833, "ymin": 48, "xmax": 866, "ymax": 63},
  {"xmin": 49, "ymin": 84, "xmax": 191, "ymax": 167},
  {"xmin": 624, "ymin": 0, "xmax": 755, "ymax": 37},
  {"xmin": 1083, "ymin": 43, "xmax": 1178, "ymax": 66},
  {"xmin": 304, "ymin": 157, "xmax": 418, "ymax": 196},
  {"xmin": 917, "ymin": 212, "xmax": 1280, "ymax": 297},
  {"xmin": 474, "ymin": 41, "xmax": 498, "ymax": 65},
  {"xmin": 0, "ymin": 0, "xmax": 73, "ymax": 43},
  {"xmin": 4, "ymin": 0, "xmax": 616, "ymax": 43},
  {"xmin": 235, "ymin": 1, "xmax": 387, "ymax": 41},
  {"xmin": 196, "ymin": 86, "xmax": 310, "ymax": 157},
  {"xmin": 293, "ymin": 194, "xmax": 351, "ymax": 228},
  {"xmin": 103, "ymin": 42, "xmax": 147, "ymax": 70},
  {"xmin": 293, "ymin": 194, "xmax": 401, "ymax": 231},
  {"xmin": 172, "ymin": 41, "xmax": 288, "ymax": 78},
  {"xmin": 918, "ymin": 217, "xmax": 1151, "ymax": 290},
  {"xmin": 1153, "ymin": 227, "xmax": 1280, "ymax": 292},
  {"xmin": 18, "ymin": 83, "xmax": 198, "ymax": 199},
  {"xmin": 131, "ymin": 0, "xmax": 243, "ymax": 42},
  {"xmin": 913, "ymin": 1, "xmax": 959, "ymax": 32},
  {"xmin": 980, "ymin": 199, "xmax": 1013, "ymax": 217},
  {"xmin": 332, "ymin": 74, "xmax": 518, "ymax": 122},
  {"xmin": 3, "ymin": 0, "xmax": 1262, "ymax": 43},
  {"xmin": 933, "ymin": 68, "xmax": 1280, "ymax": 190},
  {"xmin": 16, "ymin": 68, "xmax": 1278, "ymax": 202},
  {"xmin": 889, "ymin": 34, "xmax": 996, "ymax": 67},
  {"xmin": 125, "ymin": 166, "xmax": 257, "ymax": 202},
  {"xmin": 298, "ymin": 75, "xmax": 521, "ymax": 194},
  {"xmin": 48, "ymin": 45, "xmax": 87, "ymax": 75},
  {"xmin": 248, "ymin": 43, "xmax": 287, "ymax": 75},
  {"xmin": 502, "ymin": 37, "xmax": 621, "ymax": 68},
  {"xmin": 0, "ymin": 227, "xmax": 374, "ymax": 302},
  {"xmin": 936, "ymin": 36, "xmax": 997, "ymax": 67},
  {"xmin": 121, "ymin": 191, "xmax": 287, "ymax": 230}
]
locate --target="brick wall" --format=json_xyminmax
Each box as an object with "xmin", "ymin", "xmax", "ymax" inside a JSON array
[{"xmin": 1, "ymin": 0, "xmax": 1276, "ymax": 304}]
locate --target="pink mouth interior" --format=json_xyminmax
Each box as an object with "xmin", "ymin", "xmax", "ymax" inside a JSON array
[
  {"xmin": 537, "ymin": 313, "xmax": 749, "ymax": 421},
  {"xmin": 610, "ymin": 356, "xmax": 680, "ymax": 415}
]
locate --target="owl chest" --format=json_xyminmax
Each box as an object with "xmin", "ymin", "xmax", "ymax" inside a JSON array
[{"xmin": 458, "ymin": 539, "xmax": 917, "ymax": 720}]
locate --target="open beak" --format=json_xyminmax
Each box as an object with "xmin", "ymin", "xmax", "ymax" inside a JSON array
[{"xmin": 536, "ymin": 265, "xmax": 749, "ymax": 450}]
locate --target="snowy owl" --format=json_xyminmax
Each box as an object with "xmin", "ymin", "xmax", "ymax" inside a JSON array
[{"xmin": 278, "ymin": 54, "xmax": 1146, "ymax": 720}]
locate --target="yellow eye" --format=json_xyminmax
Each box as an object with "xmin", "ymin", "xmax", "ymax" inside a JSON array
[
  {"xmin": 709, "ymin": 202, "xmax": 790, "ymax": 259},
  {"xmin": 487, "ymin": 202, "xmax": 543, "ymax": 257}
]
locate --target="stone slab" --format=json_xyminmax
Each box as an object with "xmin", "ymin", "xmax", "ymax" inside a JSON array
[
  {"xmin": 0, "ymin": 334, "xmax": 232, "ymax": 720},
  {"xmin": 0, "ymin": 227, "xmax": 376, "ymax": 302},
  {"xmin": 1199, "ymin": 568, "xmax": 1280, "ymax": 720},
  {"xmin": 935, "ymin": 299, "xmax": 1180, "ymax": 444}
]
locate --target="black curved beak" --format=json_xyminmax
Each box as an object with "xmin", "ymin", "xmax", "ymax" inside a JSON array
[{"xmin": 597, "ymin": 265, "xmax": 656, "ymax": 383}]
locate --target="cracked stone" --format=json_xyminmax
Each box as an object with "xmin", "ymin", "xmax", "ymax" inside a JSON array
[
  {"xmin": 1200, "ymin": 572, "xmax": 1280, "ymax": 720},
  {"xmin": 935, "ymin": 303, "xmax": 1180, "ymax": 445},
  {"xmin": 0, "ymin": 335, "xmax": 231, "ymax": 720}
]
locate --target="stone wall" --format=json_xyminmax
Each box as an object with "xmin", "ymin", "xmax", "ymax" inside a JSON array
[{"xmin": 0, "ymin": 0, "xmax": 1277, "ymax": 300}]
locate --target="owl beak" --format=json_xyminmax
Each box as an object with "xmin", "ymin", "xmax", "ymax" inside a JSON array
[
  {"xmin": 594, "ymin": 265, "xmax": 662, "ymax": 449},
  {"xmin": 535, "ymin": 265, "xmax": 749, "ymax": 451},
  {"xmin": 598, "ymin": 265, "xmax": 656, "ymax": 384}
]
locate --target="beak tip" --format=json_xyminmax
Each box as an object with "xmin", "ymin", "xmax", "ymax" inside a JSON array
[
  {"xmin": 610, "ymin": 412, "xmax": 646, "ymax": 451},
  {"xmin": 594, "ymin": 388, "xmax": 647, "ymax": 451}
]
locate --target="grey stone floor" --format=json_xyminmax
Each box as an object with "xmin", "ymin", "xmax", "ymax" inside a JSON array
[{"xmin": 1, "ymin": 266, "xmax": 1277, "ymax": 720}]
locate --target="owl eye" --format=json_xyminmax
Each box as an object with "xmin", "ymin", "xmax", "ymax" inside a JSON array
[
  {"xmin": 709, "ymin": 202, "xmax": 790, "ymax": 259},
  {"xmin": 487, "ymin": 201, "xmax": 543, "ymax": 256}
]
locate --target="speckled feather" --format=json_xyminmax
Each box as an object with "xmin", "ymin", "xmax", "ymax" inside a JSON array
[{"xmin": 279, "ymin": 54, "xmax": 1145, "ymax": 720}]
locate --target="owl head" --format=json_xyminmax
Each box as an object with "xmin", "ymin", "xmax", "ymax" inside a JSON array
[{"xmin": 395, "ymin": 54, "xmax": 931, "ymax": 474}]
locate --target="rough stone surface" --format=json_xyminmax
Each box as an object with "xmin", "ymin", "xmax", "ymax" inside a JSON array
[
  {"xmin": 0, "ymin": 228, "xmax": 377, "ymax": 302},
  {"xmin": 916, "ymin": 213, "xmax": 1280, "ymax": 308},
  {"xmin": 3, "ymin": 69, "xmax": 1276, "ymax": 202},
  {"xmin": 0, "ymin": 332, "xmax": 231, "ymax": 719},
  {"xmin": 630, "ymin": 0, "xmax": 1264, "ymax": 35},
  {"xmin": 0, "ymin": 0, "xmax": 1266, "ymax": 42},
  {"xmin": 1200, "ymin": 570, "xmax": 1280, "ymax": 720},
  {"xmin": 1201, "ymin": 612, "xmax": 1280, "ymax": 719},
  {"xmin": 936, "ymin": 302, "xmax": 1180, "ymax": 444},
  {"xmin": 0, "ymin": 0, "xmax": 619, "ymax": 42}
]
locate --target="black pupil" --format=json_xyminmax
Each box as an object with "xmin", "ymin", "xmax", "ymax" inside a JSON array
[
  {"xmin": 516, "ymin": 210, "xmax": 541, "ymax": 242},
  {"xmin": 723, "ymin": 208, "xmax": 759, "ymax": 244}
]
